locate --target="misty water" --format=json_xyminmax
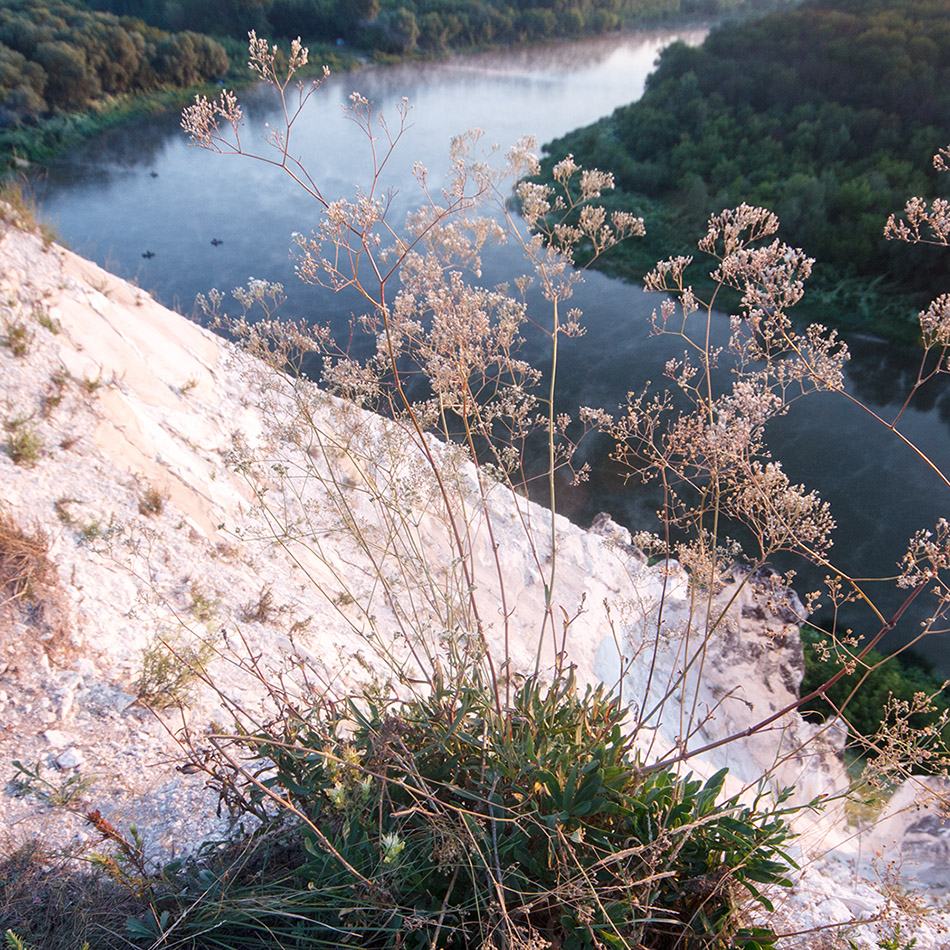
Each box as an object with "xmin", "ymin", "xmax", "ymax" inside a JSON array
[{"xmin": 32, "ymin": 29, "xmax": 950, "ymax": 672}]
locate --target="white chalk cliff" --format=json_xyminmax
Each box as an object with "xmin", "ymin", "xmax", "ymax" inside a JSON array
[{"xmin": 0, "ymin": 222, "xmax": 947, "ymax": 947}]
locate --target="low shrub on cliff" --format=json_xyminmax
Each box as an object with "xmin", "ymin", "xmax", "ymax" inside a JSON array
[{"xmin": 147, "ymin": 667, "xmax": 793, "ymax": 949}]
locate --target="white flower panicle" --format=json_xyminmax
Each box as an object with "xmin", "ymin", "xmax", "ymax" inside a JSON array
[
  {"xmin": 698, "ymin": 203, "xmax": 780, "ymax": 258},
  {"xmin": 918, "ymin": 294, "xmax": 950, "ymax": 349},
  {"xmin": 248, "ymin": 30, "xmax": 311, "ymax": 82},
  {"xmin": 885, "ymin": 195, "xmax": 950, "ymax": 246},
  {"xmin": 900, "ymin": 519, "xmax": 950, "ymax": 589},
  {"xmin": 181, "ymin": 88, "xmax": 244, "ymax": 151}
]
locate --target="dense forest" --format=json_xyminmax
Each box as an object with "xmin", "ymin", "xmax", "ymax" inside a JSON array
[
  {"xmin": 539, "ymin": 0, "xmax": 950, "ymax": 341},
  {"xmin": 82, "ymin": 0, "xmax": 802, "ymax": 52},
  {"xmin": 0, "ymin": 0, "xmax": 228, "ymax": 119},
  {"xmin": 0, "ymin": 0, "xmax": 234, "ymax": 162},
  {"xmin": 0, "ymin": 0, "xmax": 800, "ymax": 165}
]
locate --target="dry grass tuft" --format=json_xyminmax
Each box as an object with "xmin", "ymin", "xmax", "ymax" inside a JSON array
[
  {"xmin": 0, "ymin": 838, "xmax": 150, "ymax": 950},
  {"xmin": 0, "ymin": 509, "xmax": 53, "ymax": 609},
  {"xmin": 137, "ymin": 484, "xmax": 166, "ymax": 517}
]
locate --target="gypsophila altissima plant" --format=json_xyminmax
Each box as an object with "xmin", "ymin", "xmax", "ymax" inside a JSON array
[{"xmin": 151, "ymin": 33, "xmax": 950, "ymax": 950}]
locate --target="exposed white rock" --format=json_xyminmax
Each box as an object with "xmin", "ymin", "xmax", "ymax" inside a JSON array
[
  {"xmin": 42, "ymin": 729, "xmax": 72, "ymax": 749},
  {"xmin": 0, "ymin": 222, "xmax": 948, "ymax": 945},
  {"xmin": 861, "ymin": 776, "xmax": 950, "ymax": 895}
]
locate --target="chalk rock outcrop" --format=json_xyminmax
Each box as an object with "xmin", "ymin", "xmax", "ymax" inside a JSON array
[{"xmin": 0, "ymin": 223, "xmax": 946, "ymax": 946}]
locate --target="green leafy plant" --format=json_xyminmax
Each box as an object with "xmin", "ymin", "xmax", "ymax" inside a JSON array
[
  {"xmin": 3, "ymin": 930, "xmax": 89, "ymax": 950},
  {"xmin": 9, "ymin": 761, "xmax": 95, "ymax": 809},
  {"xmin": 874, "ymin": 928, "xmax": 918, "ymax": 950},
  {"xmin": 33, "ymin": 301, "xmax": 61, "ymax": 334},
  {"xmin": 4, "ymin": 419, "xmax": 43, "ymax": 467},
  {"xmin": 136, "ymin": 630, "xmax": 216, "ymax": 708},
  {"xmin": 40, "ymin": 370, "xmax": 70, "ymax": 418},
  {"xmin": 189, "ymin": 581, "xmax": 220, "ymax": 623},
  {"xmin": 1, "ymin": 317, "xmax": 32, "ymax": 357},
  {"xmin": 75, "ymin": 514, "xmax": 117, "ymax": 545},
  {"xmin": 165, "ymin": 667, "xmax": 795, "ymax": 949}
]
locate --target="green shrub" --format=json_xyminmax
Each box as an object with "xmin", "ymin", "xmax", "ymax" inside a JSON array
[
  {"xmin": 136, "ymin": 631, "xmax": 215, "ymax": 708},
  {"xmin": 1, "ymin": 318, "xmax": 32, "ymax": 357},
  {"xmin": 164, "ymin": 668, "xmax": 794, "ymax": 949},
  {"xmin": 4, "ymin": 424, "xmax": 43, "ymax": 467}
]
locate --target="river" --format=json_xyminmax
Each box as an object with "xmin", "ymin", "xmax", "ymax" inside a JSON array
[{"xmin": 31, "ymin": 30, "xmax": 950, "ymax": 673}]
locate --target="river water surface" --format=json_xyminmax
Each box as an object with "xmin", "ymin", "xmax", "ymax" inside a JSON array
[{"xmin": 32, "ymin": 30, "xmax": 950, "ymax": 672}]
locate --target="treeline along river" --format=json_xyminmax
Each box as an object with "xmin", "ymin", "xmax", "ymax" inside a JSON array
[{"xmin": 31, "ymin": 30, "xmax": 950, "ymax": 673}]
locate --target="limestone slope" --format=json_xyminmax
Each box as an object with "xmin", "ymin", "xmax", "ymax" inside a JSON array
[{"xmin": 0, "ymin": 223, "xmax": 945, "ymax": 947}]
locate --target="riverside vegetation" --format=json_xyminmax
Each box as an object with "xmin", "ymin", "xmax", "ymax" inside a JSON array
[
  {"xmin": 0, "ymin": 0, "xmax": 799, "ymax": 168},
  {"xmin": 536, "ymin": 0, "xmax": 950, "ymax": 343},
  {"xmin": 0, "ymin": 0, "xmax": 233, "ymax": 165},
  {"xmin": 3, "ymin": 29, "xmax": 950, "ymax": 950},
  {"xmin": 81, "ymin": 0, "xmax": 802, "ymax": 53}
]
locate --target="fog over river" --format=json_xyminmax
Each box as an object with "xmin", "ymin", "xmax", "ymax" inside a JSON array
[{"xmin": 32, "ymin": 29, "xmax": 950, "ymax": 672}]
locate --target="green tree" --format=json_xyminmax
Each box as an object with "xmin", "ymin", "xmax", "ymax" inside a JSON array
[
  {"xmin": 0, "ymin": 42, "xmax": 46, "ymax": 118},
  {"xmin": 34, "ymin": 39, "xmax": 97, "ymax": 109},
  {"xmin": 378, "ymin": 6, "xmax": 419, "ymax": 52},
  {"xmin": 154, "ymin": 30, "xmax": 226, "ymax": 85}
]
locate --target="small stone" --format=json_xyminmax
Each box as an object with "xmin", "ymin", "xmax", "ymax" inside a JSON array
[
  {"xmin": 55, "ymin": 748, "xmax": 84, "ymax": 770},
  {"xmin": 58, "ymin": 671, "xmax": 84, "ymax": 690},
  {"xmin": 101, "ymin": 688, "xmax": 138, "ymax": 714},
  {"xmin": 43, "ymin": 729, "xmax": 72, "ymax": 749},
  {"xmin": 58, "ymin": 687, "xmax": 76, "ymax": 722}
]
